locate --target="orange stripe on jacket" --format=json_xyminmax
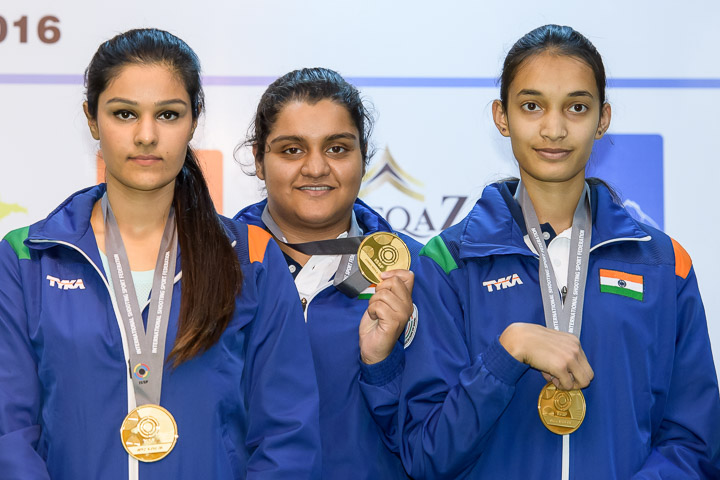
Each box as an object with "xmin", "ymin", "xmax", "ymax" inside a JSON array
[
  {"xmin": 247, "ymin": 224, "xmax": 272, "ymax": 263},
  {"xmin": 671, "ymin": 238, "xmax": 692, "ymax": 279}
]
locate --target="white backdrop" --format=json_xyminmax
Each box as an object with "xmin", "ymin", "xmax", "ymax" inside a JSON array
[{"xmin": 2, "ymin": 0, "xmax": 719, "ymax": 377}]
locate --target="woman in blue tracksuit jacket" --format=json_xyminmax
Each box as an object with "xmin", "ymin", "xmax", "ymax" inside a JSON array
[
  {"xmin": 0, "ymin": 29, "xmax": 320, "ymax": 479},
  {"xmin": 235, "ymin": 68, "xmax": 419, "ymax": 479},
  {"xmin": 400, "ymin": 25, "xmax": 720, "ymax": 479}
]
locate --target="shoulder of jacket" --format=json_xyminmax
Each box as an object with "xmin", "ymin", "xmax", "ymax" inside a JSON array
[
  {"xmin": 2, "ymin": 226, "xmax": 30, "ymax": 260},
  {"xmin": 246, "ymin": 224, "xmax": 272, "ymax": 264},
  {"xmin": 419, "ymin": 226, "xmax": 464, "ymax": 275},
  {"xmin": 628, "ymin": 222, "xmax": 692, "ymax": 279}
]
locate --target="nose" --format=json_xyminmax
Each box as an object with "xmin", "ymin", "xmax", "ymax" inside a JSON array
[
  {"xmin": 300, "ymin": 149, "xmax": 331, "ymax": 178},
  {"xmin": 539, "ymin": 110, "xmax": 567, "ymax": 141},
  {"xmin": 134, "ymin": 115, "xmax": 158, "ymax": 146}
]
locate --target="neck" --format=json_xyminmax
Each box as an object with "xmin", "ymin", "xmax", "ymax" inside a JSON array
[
  {"xmin": 106, "ymin": 182, "xmax": 175, "ymax": 237},
  {"xmin": 519, "ymin": 172, "xmax": 586, "ymax": 233},
  {"xmin": 91, "ymin": 180, "xmax": 175, "ymax": 270}
]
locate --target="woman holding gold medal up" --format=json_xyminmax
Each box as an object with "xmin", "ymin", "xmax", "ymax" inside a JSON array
[
  {"xmin": 0, "ymin": 29, "xmax": 321, "ymax": 479},
  {"xmin": 235, "ymin": 68, "xmax": 419, "ymax": 479},
  {"xmin": 399, "ymin": 25, "xmax": 720, "ymax": 478}
]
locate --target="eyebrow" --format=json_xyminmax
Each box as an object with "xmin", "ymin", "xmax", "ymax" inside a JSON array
[
  {"xmin": 269, "ymin": 132, "xmax": 358, "ymax": 145},
  {"xmin": 516, "ymin": 89, "xmax": 594, "ymax": 99},
  {"xmin": 104, "ymin": 97, "xmax": 188, "ymax": 107}
]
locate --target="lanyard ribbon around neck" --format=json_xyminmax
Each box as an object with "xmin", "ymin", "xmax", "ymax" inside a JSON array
[
  {"xmin": 261, "ymin": 206, "xmax": 372, "ymax": 297},
  {"xmin": 102, "ymin": 193, "xmax": 178, "ymax": 406},
  {"xmin": 516, "ymin": 182, "xmax": 592, "ymax": 337}
]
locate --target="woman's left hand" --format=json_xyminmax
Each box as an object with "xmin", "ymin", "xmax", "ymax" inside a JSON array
[{"xmin": 359, "ymin": 269, "xmax": 415, "ymax": 364}]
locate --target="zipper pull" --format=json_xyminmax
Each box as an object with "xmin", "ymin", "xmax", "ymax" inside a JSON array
[
  {"xmin": 301, "ymin": 297, "xmax": 307, "ymax": 311},
  {"xmin": 561, "ymin": 286, "xmax": 568, "ymax": 304}
]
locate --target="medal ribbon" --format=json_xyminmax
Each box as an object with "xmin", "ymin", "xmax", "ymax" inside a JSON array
[
  {"xmin": 516, "ymin": 182, "xmax": 592, "ymax": 337},
  {"xmin": 102, "ymin": 193, "xmax": 177, "ymax": 406},
  {"xmin": 261, "ymin": 206, "xmax": 371, "ymax": 297}
]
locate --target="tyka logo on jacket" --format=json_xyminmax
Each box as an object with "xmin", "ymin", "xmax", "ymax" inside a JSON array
[
  {"xmin": 482, "ymin": 274, "xmax": 524, "ymax": 292},
  {"xmin": 46, "ymin": 275, "xmax": 86, "ymax": 290}
]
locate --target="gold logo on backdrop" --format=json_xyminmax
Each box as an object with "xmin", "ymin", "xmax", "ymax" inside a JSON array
[{"xmin": 360, "ymin": 147, "xmax": 424, "ymax": 201}]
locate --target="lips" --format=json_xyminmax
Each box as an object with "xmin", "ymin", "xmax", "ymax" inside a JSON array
[
  {"xmin": 298, "ymin": 185, "xmax": 334, "ymax": 196},
  {"xmin": 129, "ymin": 155, "xmax": 162, "ymax": 166},
  {"xmin": 534, "ymin": 148, "xmax": 572, "ymax": 160}
]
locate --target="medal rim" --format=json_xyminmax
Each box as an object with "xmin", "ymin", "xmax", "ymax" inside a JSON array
[
  {"xmin": 120, "ymin": 404, "xmax": 178, "ymax": 462},
  {"xmin": 357, "ymin": 232, "xmax": 411, "ymax": 284},
  {"xmin": 537, "ymin": 381, "xmax": 586, "ymax": 435}
]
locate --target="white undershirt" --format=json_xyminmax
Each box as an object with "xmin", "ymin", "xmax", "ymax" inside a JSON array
[
  {"xmin": 293, "ymin": 231, "xmax": 348, "ymax": 312},
  {"xmin": 99, "ymin": 250, "xmax": 154, "ymax": 311},
  {"xmin": 524, "ymin": 226, "xmax": 572, "ymax": 290}
]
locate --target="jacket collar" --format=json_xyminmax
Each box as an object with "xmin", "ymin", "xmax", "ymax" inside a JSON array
[
  {"xmin": 234, "ymin": 198, "xmax": 393, "ymax": 236},
  {"xmin": 458, "ymin": 181, "xmax": 650, "ymax": 260},
  {"xmin": 26, "ymin": 184, "xmax": 105, "ymax": 252},
  {"xmin": 23, "ymin": 184, "xmax": 233, "ymax": 274}
]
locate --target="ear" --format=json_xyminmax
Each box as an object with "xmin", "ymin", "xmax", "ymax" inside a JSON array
[
  {"xmin": 253, "ymin": 144, "xmax": 265, "ymax": 180},
  {"xmin": 492, "ymin": 100, "xmax": 510, "ymax": 137},
  {"xmin": 595, "ymin": 103, "xmax": 612, "ymax": 139},
  {"xmin": 83, "ymin": 102, "xmax": 100, "ymax": 140}
]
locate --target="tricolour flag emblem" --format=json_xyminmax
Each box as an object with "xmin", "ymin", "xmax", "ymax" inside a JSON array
[
  {"xmin": 599, "ymin": 269, "xmax": 643, "ymax": 301},
  {"xmin": 357, "ymin": 285, "xmax": 376, "ymax": 300}
]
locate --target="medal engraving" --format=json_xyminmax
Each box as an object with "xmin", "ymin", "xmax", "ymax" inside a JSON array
[
  {"xmin": 357, "ymin": 233, "xmax": 411, "ymax": 284},
  {"xmin": 537, "ymin": 382, "xmax": 586, "ymax": 435},
  {"xmin": 120, "ymin": 404, "xmax": 178, "ymax": 462}
]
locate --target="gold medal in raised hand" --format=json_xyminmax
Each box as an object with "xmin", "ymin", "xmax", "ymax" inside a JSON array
[
  {"xmin": 357, "ymin": 232, "xmax": 411, "ymax": 284},
  {"xmin": 538, "ymin": 382, "xmax": 586, "ymax": 435},
  {"xmin": 120, "ymin": 404, "xmax": 178, "ymax": 462}
]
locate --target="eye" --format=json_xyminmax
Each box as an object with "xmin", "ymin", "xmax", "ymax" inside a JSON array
[
  {"xmin": 114, "ymin": 110, "xmax": 136, "ymax": 120},
  {"xmin": 327, "ymin": 145, "xmax": 347, "ymax": 154},
  {"xmin": 569, "ymin": 104, "xmax": 588, "ymax": 113},
  {"xmin": 521, "ymin": 102, "xmax": 540, "ymax": 112},
  {"xmin": 282, "ymin": 147, "xmax": 303, "ymax": 155},
  {"xmin": 159, "ymin": 111, "xmax": 179, "ymax": 121}
]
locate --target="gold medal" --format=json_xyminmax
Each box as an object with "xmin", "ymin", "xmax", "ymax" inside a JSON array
[
  {"xmin": 120, "ymin": 404, "xmax": 178, "ymax": 462},
  {"xmin": 537, "ymin": 382, "xmax": 586, "ymax": 435},
  {"xmin": 357, "ymin": 232, "xmax": 411, "ymax": 284}
]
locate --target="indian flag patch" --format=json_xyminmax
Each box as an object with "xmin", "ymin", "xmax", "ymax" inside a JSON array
[
  {"xmin": 599, "ymin": 269, "xmax": 643, "ymax": 301},
  {"xmin": 357, "ymin": 285, "xmax": 376, "ymax": 300}
]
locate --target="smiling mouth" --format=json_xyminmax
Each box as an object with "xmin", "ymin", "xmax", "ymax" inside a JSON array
[{"xmin": 299, "ymin": 186, "xmax": 333, "ymax": 191}]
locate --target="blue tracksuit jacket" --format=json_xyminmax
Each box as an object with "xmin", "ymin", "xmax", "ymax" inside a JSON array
[
  {"xmin": 0, "ymin": 185, "xmax": 321, "ymax": 479},
  {"xmin": 400, "ymin": 181, "xmax": 720, "ymax": 479},
  {"xmin": 236, "ymin": 199, "xmax": 421, "ymax": 479}
]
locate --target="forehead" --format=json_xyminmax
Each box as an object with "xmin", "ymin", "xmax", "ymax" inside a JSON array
[
  {"xmin": 270, "ymin": 99, "xmax": 358, "ymax": 138},
  {"xmin": 100, "ymin": 63, "xmax": 189, "ymax": 100},
  {"xmin": 510, "ymin": 52, "xmax": 599, "ymax": 98}
]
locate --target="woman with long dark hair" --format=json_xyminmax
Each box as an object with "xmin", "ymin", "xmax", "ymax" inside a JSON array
[{"xmin": 0, "ymin": 28, "xmax": 320, "ymax": 479}]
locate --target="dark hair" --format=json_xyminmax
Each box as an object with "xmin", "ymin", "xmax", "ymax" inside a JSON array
[
  {"xmin": 241, "ymin": 67, "xmax": 375, "ymax": 169},
  {"xmin": 499, "ymin": 24, "xmax": 607, "ymax": 110},
  {"xmin": 85, "ymin": 28, "xmax": 242, "ymax": 366}
]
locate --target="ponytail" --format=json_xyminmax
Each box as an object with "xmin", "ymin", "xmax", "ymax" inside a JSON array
[{"xmin": 167, "ymin": 148, "xmax": 243, "ymax": 366}]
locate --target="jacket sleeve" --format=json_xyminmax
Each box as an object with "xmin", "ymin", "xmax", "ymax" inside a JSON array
[
  {"xmin": 358, "ymin": 339, "xmax": 404, "ymax": 453},
  {"xmin": 0, "ymin": 239, "xmax": 51, "ymax": 479},
  {"xmin": 633, "ymin": 261, "xmax": 720, "ymax": 479},
  {"xmin": 242, "ymin": 238, "xmax": 322, "ymax": 479},
  {"xmin": 399, "ymin": 253, "xmax": 528, "ymax": 479}
]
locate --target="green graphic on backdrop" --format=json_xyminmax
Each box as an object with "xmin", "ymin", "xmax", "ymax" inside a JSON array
[{"xmin": 0, "ymin": 197, "xmax": 28, "ymax": 220}]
